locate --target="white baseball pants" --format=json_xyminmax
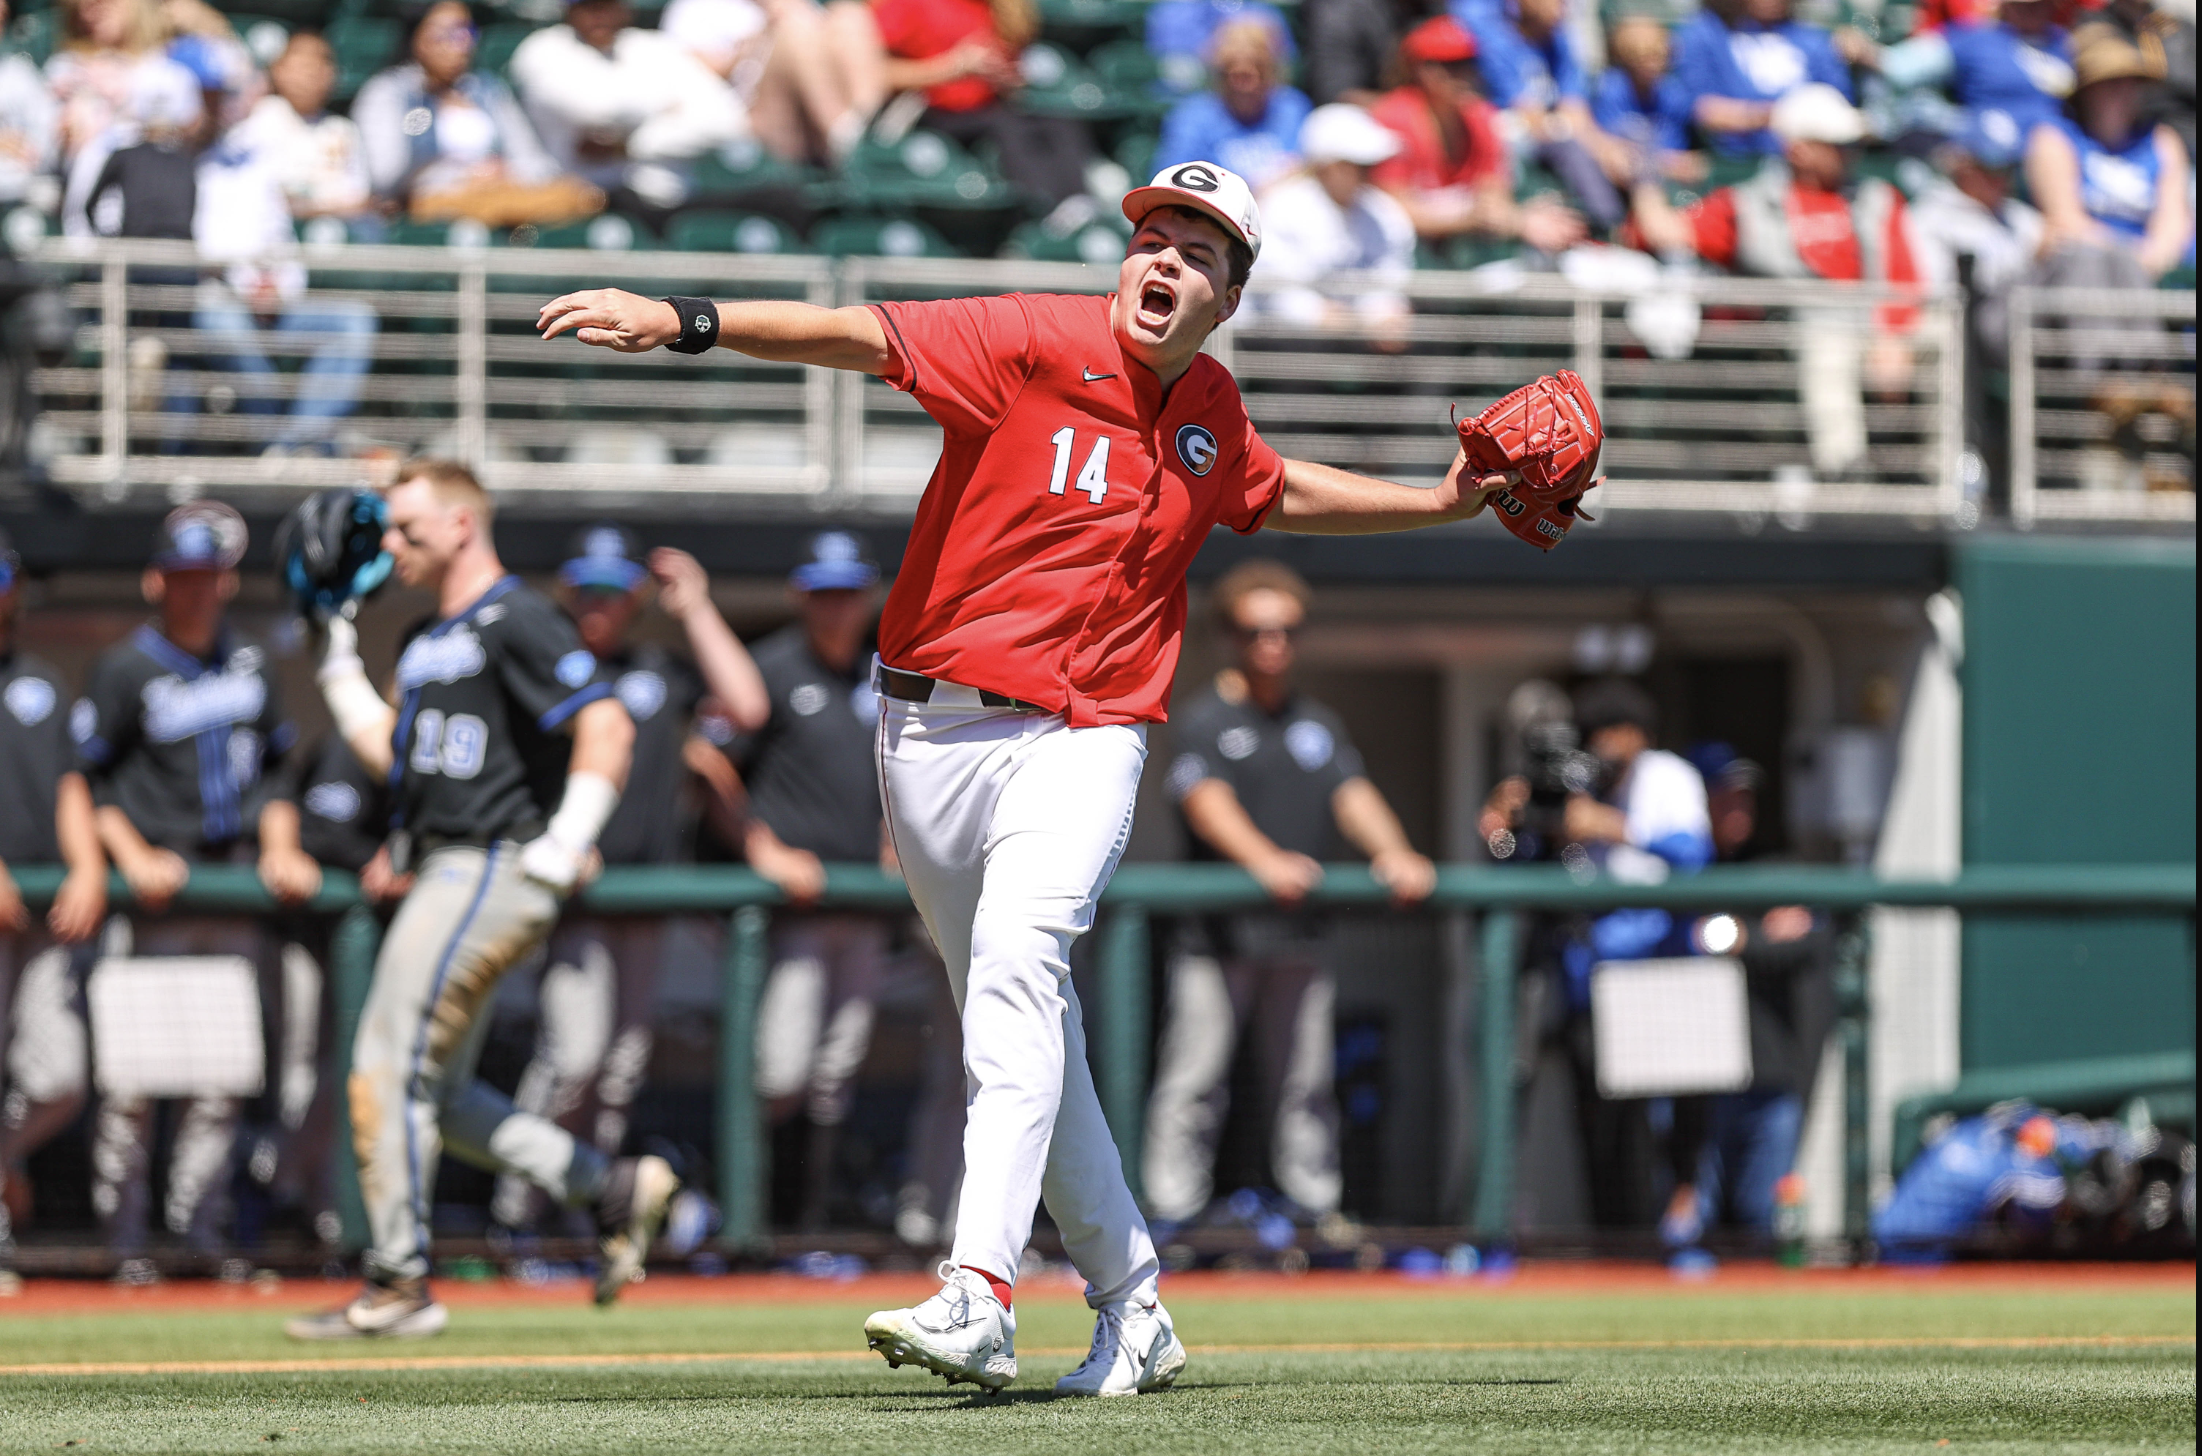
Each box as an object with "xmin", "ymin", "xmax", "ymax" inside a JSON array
[{"xmin": 876, "ymin": 681, "xmax": 1159, "ymax": 1307}]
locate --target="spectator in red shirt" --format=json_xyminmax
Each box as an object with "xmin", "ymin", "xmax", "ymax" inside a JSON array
[
  {"xmin": 870, "ymin": 0, "xmax": 1096, "ymax": 216},
  {"xmin": 1368, "ymin": 16, "xmax": 1584, "ymax": 255},
  {"xmin": 1631, "ymin": 83, "xmax": 1923, "ymax": 479}
]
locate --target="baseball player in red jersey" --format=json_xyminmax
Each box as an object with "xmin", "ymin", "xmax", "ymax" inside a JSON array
[{"xmin": 539, "ymin": 161, "xmax": 1518, "ymax": 1398}]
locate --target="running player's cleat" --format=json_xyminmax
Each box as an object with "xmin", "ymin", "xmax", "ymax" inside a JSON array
[
  {"xmin": 283, "ymin": 1278, "xmax": 448, "ymax": 1340},
  {"xmin": 1054, "ymin": 1291, "xmax": 1187, "ymax": 1397},
  {"xmin": 863, "ymin": 1266, "xmax": 1018, "ymax": 1393},
  {"xmin": 594, "ymin": 1154, "xmax": 680, "ymax": 1306}
]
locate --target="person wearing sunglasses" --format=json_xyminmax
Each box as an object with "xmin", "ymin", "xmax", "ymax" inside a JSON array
[{"xmin": 1144, "ymin": 558, "xmax": 1434, "ymax": 1245}]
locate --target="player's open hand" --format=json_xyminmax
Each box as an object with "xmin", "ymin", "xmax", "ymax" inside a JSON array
[
  {"xmin": 537, "ymin": 289, "xmax": 682, "ymax": 352},
  {"xmin": 650, "ymin": 547, "xmax": 712, "ymax": 618}
]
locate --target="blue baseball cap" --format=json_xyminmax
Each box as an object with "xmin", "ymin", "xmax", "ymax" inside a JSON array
[
  {"xmin": 791, "ymin": 531, "xmax": 879, "ymax": 592},
  {"xmin": 151, "ymin": 501, "xmax": 247, "ymax": 571},
  {"xmin": 560, "ymin": 523, "xmax": 647, "ymax": 591}
]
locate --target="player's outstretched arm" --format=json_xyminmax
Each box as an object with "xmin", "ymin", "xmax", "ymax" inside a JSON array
[
  {"xmin": 536, "ymin": 289, "xmax": 893, "ymax": 374},
  {"xmin": 1267, "ymin": 451, "xmax": 1512, "ymax": 535}
]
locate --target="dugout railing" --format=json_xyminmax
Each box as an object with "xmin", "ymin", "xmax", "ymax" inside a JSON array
[
  {"xmin": 16, "ymin": 236, "xmax": 2030, "ymax": 525},
  {"xmin": 12, "ymin": 860, "xmax": 2194, "ymax": 1263}
]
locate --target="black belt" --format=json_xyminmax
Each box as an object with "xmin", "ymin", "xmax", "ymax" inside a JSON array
[{"xmin": 875, "ymin": 665, "xmax": 1049, "ymax": 714}]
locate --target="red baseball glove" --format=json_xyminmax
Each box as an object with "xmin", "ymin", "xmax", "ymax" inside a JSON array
[{"xmin": 1457, "ymin": 369, "xmax": 1606, "ymax": 551}]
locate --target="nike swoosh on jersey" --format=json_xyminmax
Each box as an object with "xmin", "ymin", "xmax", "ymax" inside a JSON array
[{"xmin": 1082, "ymin": 368, "xmax": 1117, "ymax": 382}]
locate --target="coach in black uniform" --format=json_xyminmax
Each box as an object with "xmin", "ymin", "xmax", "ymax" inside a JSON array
[
  {"xmin": 77, "ymin": 503, "xmax": 320, "ymax": 1264},
  {"xmin": 726, "ymin": 532, "xmax": 897, "ymax": 1230},
  {"xmin": 288, "ymin": 461, "xmax": 670, "ymax": 1340},
  {"xmin": 1144, "ymin": 560, "xmax": 1434, "ymax": 1232},
  {"xmin": 492, "ymin": 525, "xmax": 768, "ymax": 1234},
  {"xmin": 0, "ymin": 527, "xmax": 106, "ymax": 1262}
]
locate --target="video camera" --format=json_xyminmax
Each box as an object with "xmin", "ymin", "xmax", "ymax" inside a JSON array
[{"xmin": 1490, "ymin": 718, "xmax": 1604, "ymax": 863}]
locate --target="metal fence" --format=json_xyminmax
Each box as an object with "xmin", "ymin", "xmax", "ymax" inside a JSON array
[
  {"xmin": 13, "ymin": 859, "xmax": 2192, "ymax": 1260},
  {"xmin": 2009, "ymin": 285, "xmax": 2198, "ymax": 527},
  {"xmin": 25, "ymin": 237, "xmax": 2015, "ymax": 523}
]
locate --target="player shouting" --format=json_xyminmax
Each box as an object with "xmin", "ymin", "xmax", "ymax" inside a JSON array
[
  {"xmin": 539, "ymin": 161, "xmax": 1599, "ymax": 1396},
  {"xmin": 287, "ymin": 461, "xmax": 676, "ymax": 1340}
]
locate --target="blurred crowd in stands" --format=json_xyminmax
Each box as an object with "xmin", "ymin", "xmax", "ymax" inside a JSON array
[{"xmin": 0, "ymin": 0, "xmax": 2182, "ymax": 274}]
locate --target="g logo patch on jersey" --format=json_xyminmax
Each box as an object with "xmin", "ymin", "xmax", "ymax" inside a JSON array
[
  {"xmin": 616, "ymin": 670, "xmax": 667, "ymax": 722},
  {"xmin": 1176, "ymin": 424, "xmax": 1218, "ymax": 477},
  {"xmin": 555, "ymin": 651, "xmax": 597, "ymax": 689},
  {"xmin": 304, "ymin": 780, "xmax": 361, "ymax": 823},
  {"xmin": 1284, "ymin": 719, "xmax": 1335, "ymax": 771},
  {"xmin": 789, "ymin": 683, "xmax": 830, "ymax": 717},
  {"xmin": 5, "ymin": 675, "xmax": 56, "ymax": 726}
]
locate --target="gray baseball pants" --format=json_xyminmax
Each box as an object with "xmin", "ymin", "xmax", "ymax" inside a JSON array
[
  {"xmin": 351, "ymin": 843, "xmax": 608, "ymax": 1283},
  {"xmin": 0, "ymin": 929, "xmax": 88, "ymax": 1246}
]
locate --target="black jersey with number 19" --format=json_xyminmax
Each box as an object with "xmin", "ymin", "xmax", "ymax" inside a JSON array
[{"xmin": 390, "ymin": 577, "xmax": 617, "ymax": 842}]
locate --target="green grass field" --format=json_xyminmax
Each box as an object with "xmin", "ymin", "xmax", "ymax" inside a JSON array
[{"xmin": 1, "ymin": 1269, "xmax": 2191, "ymax": 1455}]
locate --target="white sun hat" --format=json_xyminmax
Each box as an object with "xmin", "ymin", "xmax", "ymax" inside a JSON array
[
  {"xmin": 1122, "ymin": 160, "xmax": 1264, "ymax": 260},
  {"xmin": 1300, "ymin": 103, "xmax": 1402, "ymax": 167},
  {"xmin": 1770, "ymin": 83, "xmax": 1867, "ymax": 145}
]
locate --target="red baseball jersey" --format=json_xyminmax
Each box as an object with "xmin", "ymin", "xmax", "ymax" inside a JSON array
[{"xmin": 871, "ymin": 291, "xmax": 1286, "ymax": 728}]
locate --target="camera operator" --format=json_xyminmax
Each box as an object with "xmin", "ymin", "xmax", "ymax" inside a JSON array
[
  {"xmin": 1659, "ymin": 745, "xmax": 1835, "ymax": 1249},
  {"xmin": 1480, "ymin": 676, "xmax": 1712, "ymax": 1228}
]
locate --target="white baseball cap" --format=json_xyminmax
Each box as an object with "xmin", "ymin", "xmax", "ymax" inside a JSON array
[
  {"xmin": 1770, "ymin": 83, "xmax": 1866, "ymax": 145},
  {"xmin": 1122, "ymin": 160, "xmax": 1263, "ymax": 261},
  {"xmin": 1300, "ymin": 103, "xmax": 1402, "ymax": 167}
]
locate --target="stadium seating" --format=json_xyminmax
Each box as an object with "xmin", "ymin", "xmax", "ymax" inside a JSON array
[
  {"xmin": 666, "ymin": 211, "xmax": 804, "ymax": 255},
  {"xmin": 807, "ymin": 216, "xmax": 959, "ymax": 259}
]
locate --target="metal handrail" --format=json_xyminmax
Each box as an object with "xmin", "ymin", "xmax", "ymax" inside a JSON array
[
  {"xmin": 13, "ymin": 860, "xmax": 2190, "ymax": 1259},
  {"xmin": 28, "ymin": 237, "xmax": 1977, "ymax": 520}
]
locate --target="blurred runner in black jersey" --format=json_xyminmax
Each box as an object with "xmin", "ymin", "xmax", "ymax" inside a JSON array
[
  {"xmin": 0, "ymin": 526, "xmax": 107, "ymax": 1270},
  {"xmin": 493, "ymin": 526, "xmax": 768, "ymax": 1237},
  {"xmin": 76, "ymin": 503, "xmax": 317, "ymax": 1272},
  {"xmin": 286, "ymin": 461, "xmax": 659, "ymax": 1340}
]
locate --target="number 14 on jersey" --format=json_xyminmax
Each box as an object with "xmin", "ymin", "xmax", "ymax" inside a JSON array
[{"xmin": 1047, "ymin": 428, "xmax": 1111, "ymax": 504}]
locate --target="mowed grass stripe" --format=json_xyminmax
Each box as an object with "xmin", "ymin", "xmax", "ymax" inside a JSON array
[{"xmin": 6, "ymin": 1332, "xmax": 2190, "ymax": 1377}]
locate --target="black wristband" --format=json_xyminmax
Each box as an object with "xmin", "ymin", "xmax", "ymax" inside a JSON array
[{"xmin": 663, "ymin": 296, "xmax": 719, "ymax": 355}]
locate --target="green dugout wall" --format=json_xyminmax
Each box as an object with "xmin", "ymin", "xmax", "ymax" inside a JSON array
[{"xmin": 1957, "ymin": 536, "xmax": 2197, "ymax": 1070}]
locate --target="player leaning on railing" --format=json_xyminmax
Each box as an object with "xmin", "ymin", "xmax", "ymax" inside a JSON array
[
  {"xmin": 284, "ymin": 461, "xmax": 673, "ymax": 1341},
  {"xmin": 539, "ymin": 161, "xmax": 1606, "ymax": 1396}
]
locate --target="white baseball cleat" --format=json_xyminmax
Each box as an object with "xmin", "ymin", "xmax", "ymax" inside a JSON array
[
  {"xmin": 1055, "ymin": 1294, "xmax": 1188, "ymax": 1397},
  {"xmin": 283, "ymin": 1278, "xmax": 449, "ymax": 1341},
  {"xmin": 594, "ymin": 1154, "xmax": 681, "ymax": 1306},
  {"xmin": 863, "ymin": 1266, "xmax": 1018, "ymax": 1393}
]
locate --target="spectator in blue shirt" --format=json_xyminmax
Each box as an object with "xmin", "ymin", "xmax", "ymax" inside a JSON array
[
  {"xmin": 1672, "ymin": 0, "xmax": 1857, "ymax": 157},
  {"xmin": 1147, "ymin": 0, "xmax": 1295, "ymax": 94},
  {"xmin": 1859, "ymin": 0, "xmax": 2073, "ymax": 159},
  {"xmin": 1593, "ymin": 14, "xmax": 1707, "ymax": 184},
  {"xmin": 1155, "ymin": 20, "xmax": 1311, "ymax": 190},
  {"xmin": 1455, "ymin": 0, "xmax": 1627, "ymax": 228}
]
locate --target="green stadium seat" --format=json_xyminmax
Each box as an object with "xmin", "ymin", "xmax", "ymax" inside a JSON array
[
  {"xmin": 477, "ymin": 22, "xmax": 534, "ymax": 79},
  {"xmin": 838, "ymin": 131, "xmax": 1014, "ymax": 210},
  {"xmin": 389, "ymin": 218, "xmax": 495, "ymax": 248},
  {"xmin": 1017, "ymin": 41, "xmax": 1140, "ymax": 121},
  {"xmin": 808, "ymin": 216, "xmax": 959, "ymax": 259},
  {"xmin": 228, "ymin": 14, "xmax": 290, "ymax": 67},
  {"xmin": 1114, "ymin": 129, "xmax": 1158, "ymax": 182},
  {"xmin": 329, "ymin": 16, "xmax": 401, "ymax": 100},
  {"xmin": 1089, "ymin": 40, "xmax": 1174, "ymax": 119},
  {"xmin": 506, "ymin": 214, "xmax": 657, "ymax": 251},
  {"xmin": 4, "ymin": 9, "xmax": 55, "ymax": 64},
  {"xmin": 1036, "ymin": 0, "xmax": 1151, "ymax": 41},
  {"xmin": 666, "ymin": 210, "xmax": 802, "ymax": 254},
  {"xmin": 1004, "ymin": 215, "xmax": 1131, "ymax": 264},
  {"xmin": 692, "ymin": 137, "xmax": 820, "ymax": 199}
]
